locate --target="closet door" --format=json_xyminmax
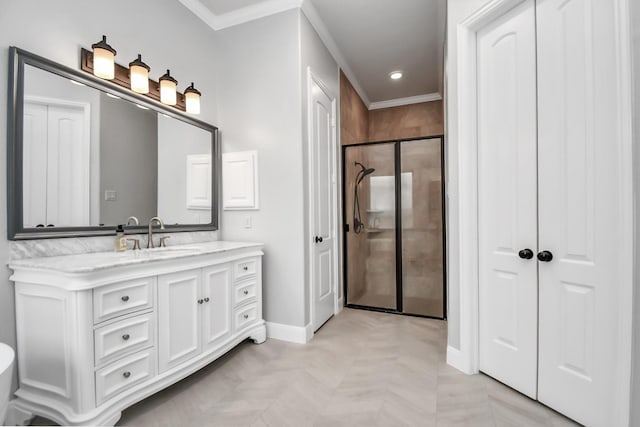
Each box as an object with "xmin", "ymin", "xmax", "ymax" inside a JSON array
[
  {"xmin": 477, "ymin": 0, "xmax": 538, "ymax": 399},
  {"xmin": 536, "ymin": 0, "xmax": 622, "ymax": 424}
]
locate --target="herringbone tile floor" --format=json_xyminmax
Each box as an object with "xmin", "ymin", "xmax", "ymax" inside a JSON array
[{"xmin": 33, "ymin": 308, "xmax": 579, "ymax": 426}]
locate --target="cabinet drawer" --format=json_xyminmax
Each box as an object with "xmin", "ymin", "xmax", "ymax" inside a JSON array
[
  {"xmin": 234, "ymin": 258, "xmax": 257, "ymax": 281},
  {"xmin": 234, "ymin": 303, "xmax": 258, "ymax": 330},
  {"xmin": 234, "ymin": 280, "xmax": 257, "ymax": 307},
  {"xmin": 94, "ymin": 313, "xmax": 154, "ymax": 367},
  {"xmin": 94, "ymin": 278, "xmax": 154, "ymax": 324},
  {"xmin": 95, "ymin": 349, "xmax": 154, "ymax": 405}
]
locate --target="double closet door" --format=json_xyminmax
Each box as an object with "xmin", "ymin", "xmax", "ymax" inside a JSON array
[{"xmin": 478, "ymin": 0, "xmax": 624, "ymax": 425}]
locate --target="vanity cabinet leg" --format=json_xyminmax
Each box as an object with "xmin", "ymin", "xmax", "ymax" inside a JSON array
[{"xmin": 250, "ymin": 325, "xmax": 267, "ymax": 344}]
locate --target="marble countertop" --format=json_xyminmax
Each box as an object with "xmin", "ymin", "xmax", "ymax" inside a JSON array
[{"xmin": 8, "ymin": 241, "xmax": 263, "ymax": 274}]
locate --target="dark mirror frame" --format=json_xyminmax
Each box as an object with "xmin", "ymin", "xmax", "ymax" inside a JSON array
[{"xmin": 7, "ymin": 47, "xmax": 219, "ymax": 240}]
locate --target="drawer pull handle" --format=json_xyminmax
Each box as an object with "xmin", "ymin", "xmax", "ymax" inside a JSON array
[
  {"xmin": 121, "ymin": 295, "xmax": 130, "ymax": 302},
  {"xmin": 243, "ymin": 314, "xmax": 249, "ymax": 319},
  {"xmin": 204, "ymin": 297, "xmax": 210, "ymax": 303},
  {"xmin": 243, "ymin": 290, "xmax": 249, "ymax": 295},
  {"xmin": 198, "ymin": 299, "xmax": 204, "ymax": 304},
  {"xmin": 243, "ymin": 266, "xmax": 249, "ymax": 271},
  {"xmin": 123, "ymin": 371, "xmax": 131, "ymax": 379},
  {"xmin": 122, "ymin": 334, "xmax": 130, "ymax": 341}
]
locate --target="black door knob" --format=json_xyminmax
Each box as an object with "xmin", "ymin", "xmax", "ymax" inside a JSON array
[
  {"xmin": 314, "ymin": 236, "xmax": 323, "ymax": 243},
  {"xmin": 518, "ymin": 249, "xmax": 534, "ymax": 259},
  {"xmin": 537, "ymin": 250, "xmax": 553, "ymax": 262}
]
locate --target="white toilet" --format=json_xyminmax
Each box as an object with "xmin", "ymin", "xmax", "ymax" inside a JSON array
[{"xmin": 0, "ymin": 343, "xmax": 15, "ymax": 425}]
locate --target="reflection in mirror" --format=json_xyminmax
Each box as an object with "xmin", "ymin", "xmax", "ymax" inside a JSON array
[{"xmin": 19, "ymin": 61, "xmax": 215, "ymax": 234}]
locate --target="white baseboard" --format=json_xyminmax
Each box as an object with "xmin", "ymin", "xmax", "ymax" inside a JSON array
[
  {"xmin": 266, "ymin": 322, "xmax": 313, "ymax": 344},
  {"xmin": 446, "ymin": 345, "xmax": 474, "ymax": 375}
]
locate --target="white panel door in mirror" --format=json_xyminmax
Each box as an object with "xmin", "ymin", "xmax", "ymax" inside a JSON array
[
  {"xmin": 222, "ymin": 151, "xmax": 259, "ymax": 210},
  {"xmin": 186, "ymin": 154, "xmax": 212, "ymax": 210}
]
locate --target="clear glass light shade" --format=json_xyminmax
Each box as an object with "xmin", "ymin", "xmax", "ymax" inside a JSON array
[
  {"xmin": 93, "ymin": 47, "xmax": 115, "ymax": 79},
  {"xmin": 185, "ymin": 91, "xmax": 200, "ymax": 114},
  {"xmin": 160, "ymin": 79, "xmax": 177, "ymax": 105}
]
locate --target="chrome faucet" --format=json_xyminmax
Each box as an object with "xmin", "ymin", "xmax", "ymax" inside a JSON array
[
  {"xmin": 147, "ymin": 217, "xmax": 165, "ymax": 248},
  {"xmin": 126, "ymin": 216, "xmax": 139, "ymax": 226}
]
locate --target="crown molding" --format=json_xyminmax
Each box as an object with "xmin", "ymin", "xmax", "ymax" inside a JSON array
[
  {"xmin": 178, "ymin": 0, "xmax": 303, "ymax": 31},
  {"xmin": 368, "ymin": 92, "xmax": 442, "ymax": 110},
  {"xmin": 300, "ymin": 0, "xmax": 371, "ymax": 107}
]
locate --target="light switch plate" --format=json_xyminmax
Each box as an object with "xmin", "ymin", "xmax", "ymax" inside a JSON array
[
  {"xmin": 104, "ymin": 190, "xmax": 117, "ymax": 201},
  {"xmin": 244, "ymin": 215, "xmax": 252, "ymax": 229}
]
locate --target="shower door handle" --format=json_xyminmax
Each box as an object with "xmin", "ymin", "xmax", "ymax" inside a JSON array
[{"xmin": 314, "ymin": 236, "xmax": 323, "ymax": 243}]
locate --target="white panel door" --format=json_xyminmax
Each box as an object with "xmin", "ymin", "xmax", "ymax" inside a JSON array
[
  {"xmin": 309, "ymin": 77, "xmax": 336, "ymax": 332},
  {"xmin": 477, "ymin": 0, "xmax": 539, "ymax": 399},
  {"xmin": 46, "ymin": 104, "xmax": 90, "ymax": 227},
  {"xmin": 22, "ymin": 102, "xmax": 48, "ymax": 227},
  {"xmin": 158, "ymin": 270, "xmax": 202, "ymax": 373},
  {"xmin": 536, "ymin": 0, "xmax": 622, "ymax": 424},
  {"xmin": 201, "ymin": 265, "xmax": 232, "ymax": 352}
]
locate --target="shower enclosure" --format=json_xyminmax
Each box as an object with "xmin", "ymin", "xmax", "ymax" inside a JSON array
[{"xmin": 342, "ymin": 136, "xmax": 445, "ymax": 318}]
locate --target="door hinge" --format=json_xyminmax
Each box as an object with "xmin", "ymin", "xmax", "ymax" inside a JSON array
[{"xmin": 344, "ymin": 224, "xmax": 350, "ymax": 233}]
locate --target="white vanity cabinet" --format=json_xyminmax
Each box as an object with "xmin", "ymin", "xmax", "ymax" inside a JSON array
[{"xmin": 8, "ymin": 242, "xmax": 265, "ymax": 426}]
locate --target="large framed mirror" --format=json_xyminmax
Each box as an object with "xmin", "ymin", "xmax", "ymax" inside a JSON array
[{"xmin": 7, "ymin": 47, "xmax": 219, "ymax": 240}]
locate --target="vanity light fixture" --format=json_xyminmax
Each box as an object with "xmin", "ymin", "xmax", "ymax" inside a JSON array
[
  {"xmin": 159, "ymin": 69, "xmax": 177, "ymax": 106},
  {"xmin": 389, "ymin": 70, "xmax": 403, "ymax": 80},
  {"xmin": 184, "ymin": 82, "xmax": 201, "ymax": 115},
  {"xmin": 129, "ymin": 54, "xmax": 150, "ymax": 94},
  {"xmin": 91, "ymin": 35, "xmax": 116, "ymax": 80},
  {"xmin": 81, "ymin": 40, "xmax": 201, "ymax": 114}
]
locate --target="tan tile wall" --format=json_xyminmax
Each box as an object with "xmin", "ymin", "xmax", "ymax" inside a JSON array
[
  {"xmin": 368, "ymin": 101, "xmax": 444, "ymax": 142},
  {"xmin": 339, "ymin": 71, "xmax": 444, "ymax": 145},
  {"xmin": 340, "ymin": 70, "xmax": 369, "ymax": 146}
]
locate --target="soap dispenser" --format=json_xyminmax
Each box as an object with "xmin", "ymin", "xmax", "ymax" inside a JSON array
[{"xmin": 115, "ymin": 225, "xmax": 126, "ymax": 251}]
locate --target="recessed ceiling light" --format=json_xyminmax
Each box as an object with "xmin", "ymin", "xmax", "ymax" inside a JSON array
[{"xmin": 389, "ymin": 71, "xmax": 403, "ymax": 80}]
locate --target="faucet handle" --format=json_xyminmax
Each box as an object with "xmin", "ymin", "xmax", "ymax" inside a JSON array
[
  {"xmin": 126, "ymin": 238, "xmax": 141, "ymax": 250},
  {"xmin": 159, "ymin": 236, "xmax": 171, "ymax": 248}
]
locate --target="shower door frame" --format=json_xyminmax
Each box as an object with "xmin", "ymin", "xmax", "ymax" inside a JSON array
[{"xmin": 341, "ymin": 135, "xmax": 447, "ymax": 320}]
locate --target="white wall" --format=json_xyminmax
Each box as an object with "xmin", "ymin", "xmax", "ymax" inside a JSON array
[
  {"xmin": 217, "ymin": 9, "xmax": 339, "ymax": 330},
  {"xmin": 445, "ymin": 0, "xmax": 488, "ymax": 351},
  {"xmin": 630, "ymin": 0, "xmax": 640, "ymax": 422},
  {"xmin": 217, "ymin": 9, "xmax": 307, "ymax": 328},
  {"xmin": 299, "ymin": 11, "xmax": 340, "ymax": 324},
  {"xmin": 0, "ymin": 0, "xmax": 220, "ymax": 392}
]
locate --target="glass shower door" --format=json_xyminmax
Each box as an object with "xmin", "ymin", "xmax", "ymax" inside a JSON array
[
  {"xmin": 400, "ymin": 139, "xmax": 445, "ymax": 317},
  {"xmin": 344, "ymin": 143, "xmax": 396, "ymax": 309}
]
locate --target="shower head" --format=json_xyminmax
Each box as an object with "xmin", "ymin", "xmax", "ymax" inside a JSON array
[{"xmin": 354, "ymin": 162, "xmax": 375, "ymax": 184}]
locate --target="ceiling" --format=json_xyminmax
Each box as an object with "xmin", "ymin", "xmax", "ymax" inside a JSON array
[{"xmin": 177, "ymin": 0, "xmax": 446, "ymax": 108}]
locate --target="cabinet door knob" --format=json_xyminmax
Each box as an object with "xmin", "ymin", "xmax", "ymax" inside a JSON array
[
  {"xmin": 243, "ymin": 290, "xmax": 249, "ymax": 295},
  {"xmin": 198, "ymin": 299, "xmax": 204, "ymax": 304},
  {"xmin": 123, "ymin": 371, "xmax": 131, "ymax": 378},
  {"xmin": 204, "ymin": 297, "xmax": 210, "ymax": 303},
  {"xmin": 122, "ymin": 334, "xmax": 130, "ymax": 341},
  {"xmin": 537, "ymin": 250, "xmax": 553, "ymax": 262},
  {"xmin": 314, "ymin": 236, "xmax": 323, "ymax": 243},
  {"xmin": 121, "ymin": 295, "xmax": 130, "ymax": 302},
  {"xmin": 243, "ymin": 314, "xmax": 249, "ymax": 319},
  {"xmin": 243, "ymin": 266, "xmax": 249, "ymax": 271},
  {"xmin": 518, "ymin": 249, "xmax": 534, "ymax": 259}
]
